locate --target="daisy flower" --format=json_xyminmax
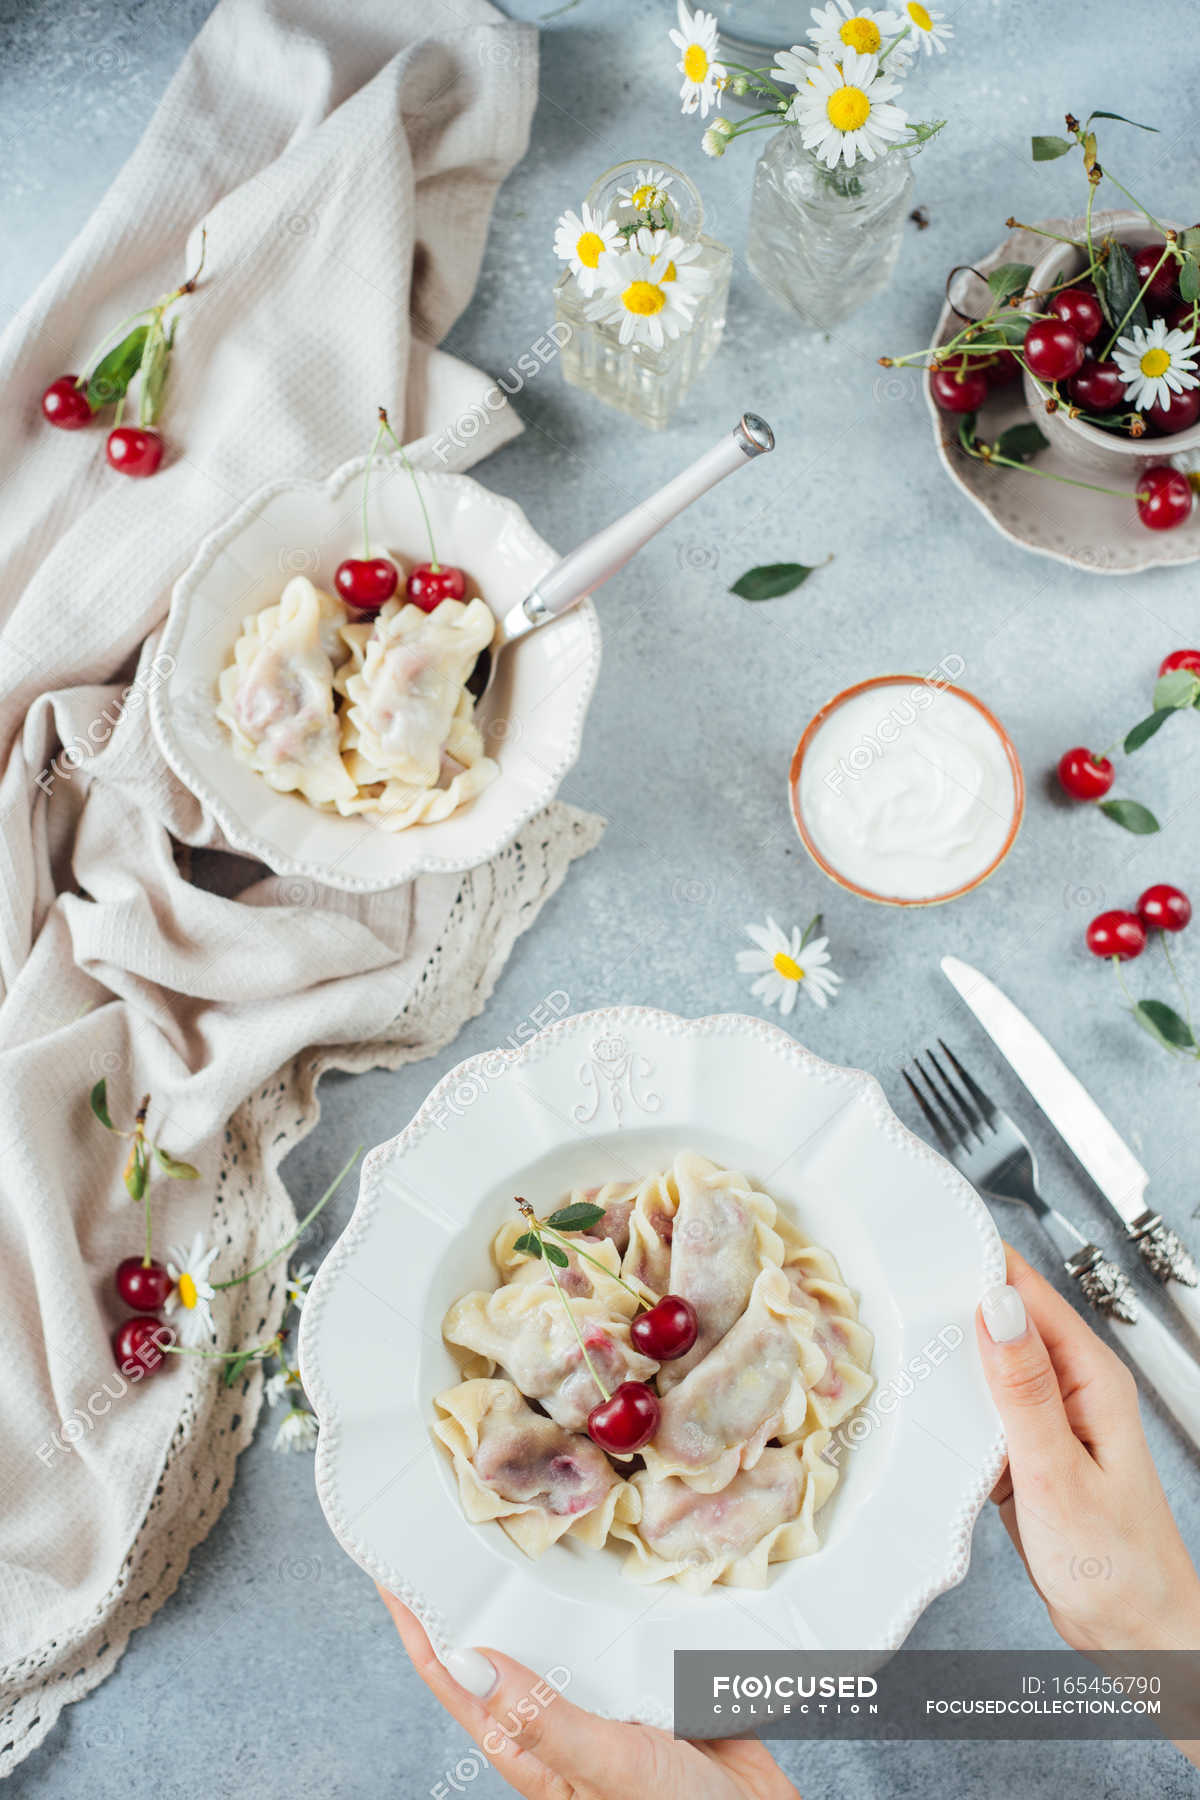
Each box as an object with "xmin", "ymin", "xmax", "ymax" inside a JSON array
[
  {"xmin": 772, "ymin": 44, "xmax": 818, "ymax": 91},
  {"xmin": 886, "ymin": 1, "xmax": 952, "ymax": 54},
  {"xmin": 164, "ymin": 1231, "xmax": 218, "ymax": 1347},
  {"xmin": 633, "ymin": 226, "xmax": 711, "ymax": 301},
  {"xmin": 273, "ymin": 1406, "xmax": 319, "ymax": 1454},
  {"xmin": 587, "ymin": 241, "xmax": 702, "ymax": 349},
  {"xmin": 285, "ymin": 1263, "xmax": 314, "ymax": 1313},
  {"xmin": 265, "ymin": 1360, "xmax": 303, "ymax": 1407},
  {"xmin": 616, "ymin": 167, "xmax": 675, "ymax": 216},
  {"xmin": 553, "ymin": 203, "xmax": 622, "ymax": 297},
  {"xmin": 669, "ymin": 0, "xmax": 726, "ymax": 118},
  {"xmin": 788, "ymin": 48, "xmax": 908, "ymax": 169},
  {"xmin": 1113, "ymin": 318, "xmax": 1200, "ymax": 412},
  {"xmin": 736, "ymin": 915, "xmax": 842, "ymax": 1014},
  {"xmin": 807, "ymin": 1, "xmax": 894, "ymax": 60}
]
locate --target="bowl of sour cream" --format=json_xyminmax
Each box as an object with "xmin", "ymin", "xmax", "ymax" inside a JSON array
[{"xmin": 789, "ymin": 675, "xmax": 1024, "ymax": 906}]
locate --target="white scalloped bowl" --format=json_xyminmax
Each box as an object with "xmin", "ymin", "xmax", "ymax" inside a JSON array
[
  {"xmin": 150, "ymin": 454, "xmax": 600, "ymax": 892},
  {"xmin": 299, "ymin": 1009, "xmax": 1006, "ymax": 1726}
]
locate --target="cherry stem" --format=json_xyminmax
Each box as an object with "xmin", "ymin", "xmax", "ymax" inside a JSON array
[
  {"xmin": 379, "ymin": 407, "xmax": 440, "ymax": 571},
  {"xmin": 1160, "ymin": 933, "xmax": 1198, "ymax": 1049},
  {"xmin": 516, "ymin": 1199, "xmax": 610, "ymax": 1402},
  {"xmin": 164, "ymin": 1336, "xmax": 282, "ymax": 1361},
  {"xmin": 211, "ymin": 1145, "xmax": 360, "ymax": 1291}
]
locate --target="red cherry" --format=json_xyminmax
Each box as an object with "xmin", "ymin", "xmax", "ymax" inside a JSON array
[
  {"xmin": 1137, "ymin": 884, "xmax": 1192, "ymax": 933},
  {"xmin": 1086, "ymin": 910, "xmax": 1147, "ymax": 961},
  {"xmin": 630, "ymin": 1295, "xmax": 699, "ymax": 1361},
  {"xmin": 1159, "ymin": 648, "xmax": 1200, "ymax": 677},
  {"xmin": 1136, "ymin": 464, "xmax": 1194, "ymax": 532},
  {"xmin": 587, "ymin": 1380, "xmax": 660, "ymax": 1454},
  {"xmin": 405, "ymin": 562, "xmax": 468, "ymax": 612},
  {"xmin": 1023, "ymin": 319, "xmax": 1085, "ymax": 383},
  {"xmin": 1145, "ymin": 386, "xmax": 1200, "ymax": 436},
  {"xmin": 334, "ymin": 557, "xmax": 399, "ymax": 613},
  {"xmin": 1049, "ymin": 287, "xmax": 1103, "ymax": 345},
  {"xmin": 106, "ymin": 426, "xmax": 163, "ymax": 477},
  {"xmin": 115, "ymin": 1257, "xmax": 172, "ymax": 1311},
  {"xmin": 982, "ymin": 350, "xmax": 1022, "ymax": 389},
  {"xmin": 1067, "ymin": 359, "xmax": 1125, "ymax": 413},
  {"xmin": 113, "ymin": 1315, "xmax": 175, "ymax": 1377},
  {"xmin": 1057, "ymin": 747, "xmax": 1115, "ymax": 801},
  {"xmin": 1133, "ymin": 244, "xmax": 1178, "ymax": 304},
  {"xmin": 929, "ymin": 365, "xmax": 989, "ymax": 414},
  {"xmin": 41, "ymin": 375, "xmax": 93, "ymax": 430}
]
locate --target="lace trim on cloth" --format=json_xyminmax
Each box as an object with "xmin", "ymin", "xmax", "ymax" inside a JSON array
[{"xmin": 0, "ymin": 802, "xmax": 602, "ymax": 1774}]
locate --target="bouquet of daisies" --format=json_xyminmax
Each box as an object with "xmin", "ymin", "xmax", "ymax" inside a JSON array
[
  {"xmin": 554, "ymin": 167, "xmax": 713, "ymax": 349},
  {"xmin": 667, "ymin": 0, "xmax": 948, "ymax": 171}
]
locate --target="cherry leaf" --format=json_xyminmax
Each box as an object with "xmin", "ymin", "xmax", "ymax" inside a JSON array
[
  {"xmin": 1123, "ymin": 709, "xmax": 1175, "ymax": 753},
  {"xmin": 1132, "ymin": 1000, "xmax": 1196, "ymax": 1052},
  {"xmin": 545, "ymin": 1202, "xmax": 606, "ymax": 1232},
  {"xmin": 1098, "ymin": 798, "xmax": 1160, "ymax": 834},
  {"xmin": 123, "ymin": 1139, "xmax": 148, "ymax": 1202},
  {"xmin": 89, "ymin": 1078, "xmax": 116, "ymax": 1131},
  {"xmin": 512, "ymin": 1230, "xmax": 543, "ymax": 1259},
  {"xmin": 986, "ymin": 262, "xmax": 1033, "ymax": 302},
  {"xmin": 729, "ymin": 561, "xmax": 828, "ymax": 601},
  {"xmin": 1153, "ymin": 668, "xmax": 1200, "ymax": 711},
  {"xmin": 542, "ymin": 1242, "xmax": 570, "ymax": 1268},
  {"xmin": 87, "ymin": 325, "xmax": 150, "ymax": 410},
  {"xmin": 1031, "ymin": 134, "xmax": 1072, "ymax": 161},
  {"xmin": 154, "ymin": 1144, "xmax": 199, "ymax": 1179}
]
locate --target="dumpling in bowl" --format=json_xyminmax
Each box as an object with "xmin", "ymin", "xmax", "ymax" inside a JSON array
[
  {"xmin": 215, "ymin": 576, "xmax": 356, "ymax": 807},
  {"xmin": 613, "ymin": 1433, "xmax": 839, "ymax": 1593},
  {"xmin": 337, "ymin": 595, "xmax": 495, "ymax": 789},
  {"xmin": 434, "ymin": 1379, "xmax": 635, "ymax": 1557}
]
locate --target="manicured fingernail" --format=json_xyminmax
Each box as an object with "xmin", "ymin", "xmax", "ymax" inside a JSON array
[
  {"xmin": 444, "ymin": 1647, "xmax": 499, "ymax": 1697},
  {"xmin": 982, "ymin": 1283, "xmax": 1027, "ymax": 1344}
]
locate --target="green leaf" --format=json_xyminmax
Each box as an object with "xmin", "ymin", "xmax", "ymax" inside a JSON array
[
  {"xmin": 1032, "ymin": 134, "xmax": 1072, "ymax": 161},
  {"xmin": 1181, "ymin": 228, "xmax": 1200, "ymax": 257},
  {"xmin": 986, "ymin": 313, "xmax": 1039, "ymax": 345},
  {"xmin": 986, "ymin": 262, "xmax": 1034, "ymax": 303},
  {"xmin": 1096, "ymin": 240, "xmax": 1149, "ymax": 335},
  {"xmin": 87, "ymin": 324, "xmax": 150, "ymax": 410},
  {"xmin": 1086, "ymin": 110, "xmax": 1158, "ymax": 133},
  {"xmin": 89, "ymin": 1078, "xmax": 115, "ymax": 1131},
  {"xmin": 992, "ymin": 421, "xmax": 1049, "ymax": 463},
  {"xmin": 729, "ymin": 562, "xmax": 825, "ymax": 601},
  {"xmin": 1132, "ymin": 999, "xmax": 1196, "ymax": 1051},
  {"xmin": 1180, "ymin": 256, "xmax": 1200, "ymax": 305},
  {"xmin": 124, "ymin": 1139, "xmax": 148, "ymax": 1202},
  {"xmin": 1123, "ymin": 709, "xmax": 1175, "ymax": 753},
  {"xmin": 957, "ymin": 412, "xmax": 978, "ymax": 452},
  {"xmin": 799, "ymin": 912, "xmax": 824, "ymax": 950},
  {"xmin": 512, "ymin": 1230, "xmax": 543, "ymax": 1259},
  {"xmin": 223, "ymin": 1348, "xmax": 259, "ymax": 1388},
  {"xmin": 1098, "ymin": 797, "xmax": 1160, "ymax": 834},
  {"xmin": 1153, "ymin": 668, "xmax": 1200, "ymax": 711},
  {"xmin": 153, "ymin": 1144, "xmax": 199, "ymax": 1179},
  {"xmin": 543, "ymin": 1242, "xmax": 570, "ymax": 1268},
  {"xmin": 545, "ymin": 1202, "xmax": 606, "ymax": 1232}
]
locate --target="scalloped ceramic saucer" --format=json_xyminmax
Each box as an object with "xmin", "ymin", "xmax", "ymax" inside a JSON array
[
  {"xmin": 927, "ymin": 217, "xmax": 1200, "ymax": 574},
  {"xmin": 150, "ymin": 455, "xmax": 601, "ymax": 892},
  {"xmin": 298, "ymin": 1007, "xmax": 1006, "ymax": 1726}
]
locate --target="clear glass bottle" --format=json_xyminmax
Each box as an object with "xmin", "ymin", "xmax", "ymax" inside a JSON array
[
  {"xmin": 555, "ymin": 160, "xmax": 732, "ymax": 431},
  {"xmin": 746, "ymin": 129, "xmax": 915, "ymax": 329}
]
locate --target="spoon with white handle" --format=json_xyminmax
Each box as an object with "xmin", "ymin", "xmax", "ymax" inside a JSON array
[{"xmin": 468, "ymin": 412, "xmax": 774, "ymax": 698}]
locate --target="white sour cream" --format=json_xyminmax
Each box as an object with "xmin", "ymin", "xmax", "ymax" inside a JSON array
[{"xmin": 795, "ymin": 681, "xmax": 1019, "ymax": 902}]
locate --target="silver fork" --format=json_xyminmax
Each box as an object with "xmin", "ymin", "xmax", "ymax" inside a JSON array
[{"xmin": 904, "ymin": 1040, "xmax": 1200, "ymax": 1450}]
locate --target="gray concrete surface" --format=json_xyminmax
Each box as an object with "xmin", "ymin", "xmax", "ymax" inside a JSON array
[{"xmin": 3, "ymin": 0, "xmax": 1199, "ymax": 1793}]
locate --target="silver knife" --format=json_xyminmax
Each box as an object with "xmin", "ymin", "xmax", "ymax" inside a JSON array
[{"xmin": 942, "ymin": 955, "xmax": 1200, "ymax": 1343}]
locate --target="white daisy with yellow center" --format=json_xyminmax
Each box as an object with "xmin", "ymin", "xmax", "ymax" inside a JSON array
[
  {"xmin": 669, "ymin": 0, "xmax": 727, "ymax": 118},
  {"xmin": 616, "ymin": 167, "xmax": 675, "ymax": 216},
  {"xmin": 633, "ymin": 226, "xmax": 711, "ymax": 302},
  {"xmin": 736, "ymin": 916, "xmax": 842, "ymax": 1015},
  {"xmin": 553, "ymin": 203, "xmax": 622, "ymax": 297},
  {"xmin": 807, "ymin": 1, "xmax": 894, "ymax": 61},
  {"xmin": 274, "ymin": 1407, "xmax": 319, "ymax": 1454},
  {"xmin": 587, "ymin": 239, "xmax": 701, "ymax": 349},
  {"xmin": 788, "ymin": 47, "xmax": 908, "ymax": 169},
  {"xmin": 164, "ymin": 1231, "xmax": 219, "ymax": 1347},
  {"xmin": 887, "ymin": 1, "xmax": 952, "ymax": 54},
  {"xmin": 772, "ymin": 43, "xmax": 818, "ymax": 91},
  {"xmin": 1114, "ymin": 317, "xmax": 1200, "ymax": 412}
]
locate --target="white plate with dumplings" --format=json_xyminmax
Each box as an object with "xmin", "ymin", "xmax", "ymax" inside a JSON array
[
  {"xmin": 299, "ymin": 1008, "xmax": 1006, "ymax": 1726},
  {"xmin": 150, "ymin": 453, "xmax": 600, "ymax": 892}
]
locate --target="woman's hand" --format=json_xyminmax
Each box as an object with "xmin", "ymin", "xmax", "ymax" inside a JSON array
[
  {"xmin": 979, "ymin": 1244, "xmax": 1200, "ymax": 1771},
  {"xmin": 378, "ymin": 1586, "xmax": 799, "ymax": 1800}
]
